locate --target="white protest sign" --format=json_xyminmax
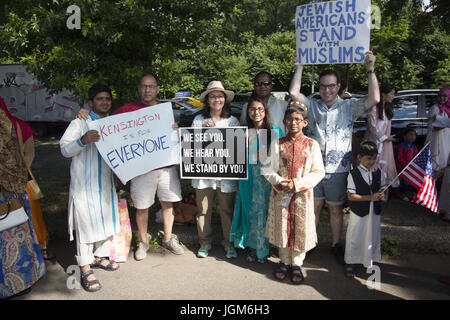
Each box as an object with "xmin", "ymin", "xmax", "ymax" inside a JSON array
[
  {"xmin": 295, "ymin": 0, "xmax": 371, "ymax": 65},
  {"xmin": 88, "ymin": 102, "xmax": 179, "ymax": 184}
]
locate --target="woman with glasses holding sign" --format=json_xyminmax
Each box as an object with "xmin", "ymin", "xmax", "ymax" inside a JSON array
[
  {"xmin": 230, "ymin": 95, "xmax": 283, "ymax": 263},
  {"xmin": 191, "ymin": 81, "xmax": 240, "ymax": 259}
]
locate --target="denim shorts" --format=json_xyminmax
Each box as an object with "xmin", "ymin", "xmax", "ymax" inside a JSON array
[{"xmin": 313, "ymin": 172, "xmax": 349, "ymax": 206}]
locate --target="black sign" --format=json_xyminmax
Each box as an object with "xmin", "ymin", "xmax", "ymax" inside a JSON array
[{"xmin": 179, "ymin": 127, "xmax": 248, "ymax": 180}]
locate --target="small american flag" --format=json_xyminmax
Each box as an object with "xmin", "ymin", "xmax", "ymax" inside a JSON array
[{"xmin": 399, "ymin": 143, "xmax": 438, "ymax": 213}]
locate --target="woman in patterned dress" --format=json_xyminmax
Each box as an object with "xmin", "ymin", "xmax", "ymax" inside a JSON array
[
  {"xmin": 364, "ymin": 84, "xmax": 399, "ymax": 192},
  {"xmin": 0, "ymin": 98, "xmax": 45, "ymax": 299},
  {"xmin": 230, "ymin": 96, "xmax": 282, "ymax": 263}
]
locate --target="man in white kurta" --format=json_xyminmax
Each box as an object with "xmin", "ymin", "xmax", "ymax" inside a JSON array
[{"xmin": 60, "ymin": 85, "xmax": 120, "ymax": 291}]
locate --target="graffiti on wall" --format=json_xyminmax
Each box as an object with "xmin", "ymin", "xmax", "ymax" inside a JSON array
[{"xmin": 0, "ymin": 65, "xmax": 84, "ymax": 122}]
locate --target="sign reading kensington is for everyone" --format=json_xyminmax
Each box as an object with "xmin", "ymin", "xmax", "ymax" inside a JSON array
[
  {"xmin": 88, "ymin": 102, "xmax": 179, "ymax": 184},
  {"xmin": 295, "ymin": 0, "xmax": 371, "ymax": 65},
  {"xmin": 179, "ymin": 127, "xmax": 248, "ymax": 180}
]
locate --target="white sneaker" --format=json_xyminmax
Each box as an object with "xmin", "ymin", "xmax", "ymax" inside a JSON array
[
  {"xmin": 162, "ymin": 238, "xmax": 185, "ymax": 255},
  {"xmin": 134, "ymin": 233, "xmax": 151, "ymax": 261}
]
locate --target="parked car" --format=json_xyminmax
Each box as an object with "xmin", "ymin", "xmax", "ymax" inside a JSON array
[
  {"xmin": 172, "ymin": 96, "xmax": 204, "ymax": 108},
  {"xmin": 229, "ymin": 92, "xmax": 251, "ymax": 121},
  {"xmin": 159, "ymin": 99, "xmax": 203, "ymax": 127}
]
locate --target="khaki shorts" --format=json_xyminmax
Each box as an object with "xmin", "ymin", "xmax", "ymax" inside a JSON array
[{"xmin": 131, "ymin": 166, "xmax": 182, "ymax": 209}]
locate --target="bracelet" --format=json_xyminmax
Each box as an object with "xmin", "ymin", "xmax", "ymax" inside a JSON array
[{"xmin": 367, "ymin": 69, "xmax": 375, "ymax": 74}]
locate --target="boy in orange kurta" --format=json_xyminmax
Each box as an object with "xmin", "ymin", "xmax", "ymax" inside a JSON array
[{"xmin": 264, "ymin": 103, "xmax": 325, "ymax": 284}]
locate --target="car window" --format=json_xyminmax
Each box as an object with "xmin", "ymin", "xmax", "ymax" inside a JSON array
[
  {"xmin": 425, "ymin": 94, "xmax": 437, "ymax": 114},
  {"xmin": 233, "ymin": 94, "xmax": 250, "ymax": 103},
  {"xmin": 392, "ymin": 95, "xmax": 418, "ymax": 120}
]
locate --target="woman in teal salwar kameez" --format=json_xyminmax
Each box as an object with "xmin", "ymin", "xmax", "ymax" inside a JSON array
[{"xmin": 230, "ymin": 96, "xmax": 282, "ymax": 262}]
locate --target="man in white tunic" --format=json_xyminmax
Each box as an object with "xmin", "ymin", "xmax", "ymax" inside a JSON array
[{"xmin": 60, "ymin": 84, "xmax": 120, "ymax": 292}]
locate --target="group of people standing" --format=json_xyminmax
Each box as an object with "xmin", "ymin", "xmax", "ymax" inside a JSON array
[
  {"xmin": 63, "ymin": 50, "xmax": 384, "ymax": 291},
  {"xmin": 1, "ymin": 48, "xmax": 448, "ymax": 296}
]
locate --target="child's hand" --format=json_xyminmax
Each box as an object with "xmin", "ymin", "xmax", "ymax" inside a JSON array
[
  {"xmin": 281, "ymin": 180, "xmax": 295, "ymax": 193},
  {"xmin": 372, "ymin": 190, "xmax": 385, "ymax": 201}
]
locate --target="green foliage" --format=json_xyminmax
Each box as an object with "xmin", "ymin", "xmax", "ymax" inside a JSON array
[
  {"xmin": 0, "ymin": 0, "xmax": 448, "ymax": 102},
  {"xmin": 381, "ymin": 236, "xmax": 400, "ymax": 259},
  {"xmin": 431, "ymin": 58, "xmax": 450, "ymax": 88}
]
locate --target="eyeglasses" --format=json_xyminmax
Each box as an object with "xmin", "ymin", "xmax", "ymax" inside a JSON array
[
  {"xmin": 248, "ymin": 107, "xmax": 265, "ymax": 113},
  {"xmin": 139, "ymin": 84, "xmax": 158, "ymax": 90},
  {"xmin": 285, "ymin": 117, "xmax": 306, "ymax": 124},
  {"xmin": 254, "ymin": 81, "xmax": 272, "ymax": 87},
  {"xmin": 208, "ymin": 94, "xmax": 225, "ymax": 100},
  {"xmin": 319, "ymin": 83, "xmax": 337, "ymax": 90}
]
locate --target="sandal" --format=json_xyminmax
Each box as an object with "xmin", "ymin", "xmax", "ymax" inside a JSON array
[
  {"xmin": 290, "ymin": 266, "xmax": 305, "ymax": 285},
  {"xmin": 344, "ymin": 264, "xmax": 355, "ymax": 278},
  {"xmin": 41, "ymin": 249, "xmax": 56, "ymax": 260},
  {"xmin": 90, "ymin": 257, "xmax": 120, "ymax": 271},
  {"xmin": 274, "ymin": 262, "xmax": 290, "ymax": 281},
  {"xmin": 81, "ymin": 269, "xmax": 102, "ymax": 292}
]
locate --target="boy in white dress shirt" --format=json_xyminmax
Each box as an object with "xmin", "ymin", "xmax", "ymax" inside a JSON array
[{"xmin": 344, "ymin": 141, "xmax": 387, "ymax": 278}]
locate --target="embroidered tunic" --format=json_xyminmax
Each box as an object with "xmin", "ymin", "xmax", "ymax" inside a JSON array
[
  {"xmin": 264, "ymin": 134, "xmax": 324, "ymax": 253},
  {"xmin": 60, "ymin": 114, "xmax": 120, "ymax": 244}
]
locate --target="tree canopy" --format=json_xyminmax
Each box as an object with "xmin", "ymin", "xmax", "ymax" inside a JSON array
[{"xmin": 0, "ymin": 0, "xmax": 448, "ymax": 108}]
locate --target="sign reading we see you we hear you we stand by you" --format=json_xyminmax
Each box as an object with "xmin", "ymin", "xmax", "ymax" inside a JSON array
[{"xmin": 296, "ymin": 0, "xmax": 372, "ymax": 65}]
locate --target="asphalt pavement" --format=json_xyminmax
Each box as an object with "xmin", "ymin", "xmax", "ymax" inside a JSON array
[{"xmin": 12, "ymin": 222, "xmax": 450, "ymax": 303}]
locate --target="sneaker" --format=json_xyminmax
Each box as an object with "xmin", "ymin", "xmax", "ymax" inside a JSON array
[
  {"xmin": 162, "ymin": 238, "xmax": 185, "ymax": 255},
  {"xmin": 331, "ymin": 244, "xmax": 345, "ymax": 265},
  {"xmin": 225, "ymin": 246, "xmax": 237, "ymax": 259},
  {"xmin": 134, "ymin": 241, "xmax": 150, "ymax": 261},
  {"xmin": 197, "ymin": 244, "xmax": 211, "ymax": 258}
]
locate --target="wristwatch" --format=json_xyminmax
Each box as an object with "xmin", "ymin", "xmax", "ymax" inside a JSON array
[{"xmin": 367, "ymin": 69, "xmax": 375, "ymax": 74}]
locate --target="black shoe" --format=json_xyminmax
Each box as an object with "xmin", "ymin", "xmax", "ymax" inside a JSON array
[{"xmin": 331, "ymin": 244, "xmax": 345, "ymax": 265}]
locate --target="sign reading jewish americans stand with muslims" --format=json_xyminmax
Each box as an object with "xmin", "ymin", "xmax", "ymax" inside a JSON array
[
  {"xmin": 88, "ymin": 102, "xmax": 179, "ymax": 184},
  {"xmin": 295, "ymin": 0, "xmax": 371, "ymax": 65}
]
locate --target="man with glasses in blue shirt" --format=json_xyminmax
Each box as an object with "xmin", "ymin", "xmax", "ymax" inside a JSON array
[
  {"xmin": 289, "ymin": 51, "xmax": 380, "ymax": 264},
  {"xmin": 240, "ymin": 71, "xmax": 288, "ymax": 135}
]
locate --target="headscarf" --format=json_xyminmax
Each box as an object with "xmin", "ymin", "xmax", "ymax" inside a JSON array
[
  {"xmin": 0, "ymin": 96, "xmax": 35, "ymax": 144},
  {"xmin": 0, "ymin": 107, "xmax": 28, "ymax": 195},
  {"xmin": 437, "ymin": 86, "xmax": 450, "ymax": 118}
]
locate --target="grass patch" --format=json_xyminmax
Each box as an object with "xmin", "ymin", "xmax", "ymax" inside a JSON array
[{"xmin": 381, "ymin": 236, "xmax": 400, "ymax": 259}]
